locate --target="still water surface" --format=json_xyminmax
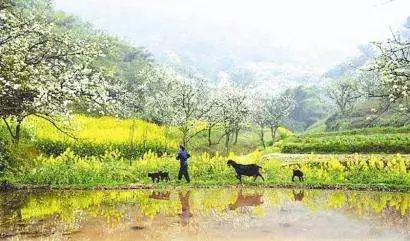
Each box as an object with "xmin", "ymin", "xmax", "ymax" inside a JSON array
[{"xmin": 0, "ymin": 188, "xmax": 409, "ymax": 241}]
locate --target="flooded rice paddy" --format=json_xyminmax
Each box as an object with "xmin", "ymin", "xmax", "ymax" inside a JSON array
[{"xmin": 0, "ymin": 188, "xmax": 409, "ymax": 241}]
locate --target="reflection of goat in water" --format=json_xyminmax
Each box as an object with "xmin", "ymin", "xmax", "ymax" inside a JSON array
[
  {"xmin": 149, "ymin": 191, "xmax": 171, "ymax": 200},
  {"xmin": 293, "ymin": 190, "xmax": 304, "ymax": 202},
  {"xmin": 228, "ymin": 190, "xmax": 264, "ymax": 210}
]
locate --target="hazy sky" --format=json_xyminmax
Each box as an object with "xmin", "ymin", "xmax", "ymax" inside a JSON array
[{"xmin": 54, "ymin": 0, "xmax": 410, "ymax": 82}]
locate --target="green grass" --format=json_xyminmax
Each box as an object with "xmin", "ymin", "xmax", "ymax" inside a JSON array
[
  {"xmin": 278, "ymin": 126, "xmax": 410, "ymax": 154},
  {"xmin": 304, "ymin": 125, "xmax": 410, "ymax": 137}
]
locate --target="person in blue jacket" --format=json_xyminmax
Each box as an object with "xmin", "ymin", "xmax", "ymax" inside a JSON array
[{"xmin": 176, "ymin": 145, "xmax": 191, "ymax": 183}]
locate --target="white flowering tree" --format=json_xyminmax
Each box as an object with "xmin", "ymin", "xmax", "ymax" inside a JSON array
[
  {"xmin": 146, "ymin": 67, "xmax": 211, "ymax": 147},
  {"xmin": 326, "ymin": 77, "xmax": 361, "ymax": 115},
  {"xmin": 369, "ymin": 32, "xmax": 409, "ymax": 112},
  {"xmin": 214, "ymin": 81, "xmax": 249, "ymax": 152},
  {"xmin": 0, "ymin": 0, "xmax": 114, "ymax": 143},
  {"xmin": 139, "ymin": 66, "xmax": 176, "ymax": 124},
  {"xmin": 199, "ymin": 88, "xmax": 220, "ymax": 147},
  {"xmin": 251, "ymin": 95, "xmax": 269, "ymax": 148},
  {"xmin": 99, "ymin": 40, "xmax": 157, "ymax": 118},
  {"xmin": 264, "ymin": 93, "xmax": 295, "ymax": 142}
]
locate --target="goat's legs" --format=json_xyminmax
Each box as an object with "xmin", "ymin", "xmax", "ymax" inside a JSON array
[
  {"xmin": 253, "ymin": 173, "xmax": 265, "ymax": 181},
  {"xmin": 236, "ymin": 174, "xmax": 242, "ymax": 183}
]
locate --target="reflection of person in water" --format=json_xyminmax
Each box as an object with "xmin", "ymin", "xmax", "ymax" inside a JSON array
[{"xmin": 179, "ymin": 191, "xmax": 193, "ymax": 226}]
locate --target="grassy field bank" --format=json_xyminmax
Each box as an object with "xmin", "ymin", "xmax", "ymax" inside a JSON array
[{"xmin": 277, "ymin": 126, "xmax": 410, "ymax": 154}]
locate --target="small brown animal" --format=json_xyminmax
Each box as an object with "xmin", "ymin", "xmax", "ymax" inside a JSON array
[{"xmin": 292, "ymin": 169, "xmax": 304, "ymax": 182}]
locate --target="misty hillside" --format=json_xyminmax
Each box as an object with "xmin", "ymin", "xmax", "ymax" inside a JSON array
[{"xmin": 53, "ymin": 0, "xmax": 409, "ymax": 90}]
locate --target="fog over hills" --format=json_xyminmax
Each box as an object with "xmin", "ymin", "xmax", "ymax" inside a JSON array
[{"xmin": 54, "ymin": 0, "xmax": 410, "ymax": 90}]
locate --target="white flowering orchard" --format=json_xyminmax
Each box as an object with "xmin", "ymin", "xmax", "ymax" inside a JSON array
[{"xmin": 0, "ymin": 0, "xmax": 114, "ymax": 143}]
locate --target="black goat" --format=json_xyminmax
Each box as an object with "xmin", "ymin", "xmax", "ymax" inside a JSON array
[
  {"xmin": 148, "ymin": 171, "xmax": 170, "ymax": 183},
  {"xmin": 227, "ymin": 159, "xmax": 264, "ymax": 183},
  {"xmin": 159, "ymin": 171, "xmax": 170, "ymax": 182},
  {"xmin": 292, "ymin": 169, "xmax": 304, "ymax": 182}
]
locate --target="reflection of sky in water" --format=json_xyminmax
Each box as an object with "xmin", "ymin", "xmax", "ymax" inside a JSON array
[{"xmin": 0, "ymin": 189, "xmax": 408, "ymax": 241}]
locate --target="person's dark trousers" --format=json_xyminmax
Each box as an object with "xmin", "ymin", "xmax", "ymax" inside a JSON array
[{"xmin": 178, "ymin": 165, "xmax": 190, "ymax": 183}]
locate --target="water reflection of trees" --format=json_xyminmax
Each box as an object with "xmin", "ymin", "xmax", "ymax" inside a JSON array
[
  {"xmin": 0, "ymin": 191, "xmax": 76, "ymax": 238},
  {"xmin": 0, "ymin": 189, "xmax": 408, "ymax": 238},
  {"xmin": 0, "ymin": 192, "xmax": 26, "ymax": 237}
]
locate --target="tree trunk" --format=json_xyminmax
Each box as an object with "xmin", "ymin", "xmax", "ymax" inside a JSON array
[
  {"xmin": 260, "ymin": 126, "xmax": 265, "ymax": 148},
  {"xmin": 207, "ymin": 125, "xmax": 212, "ymax": 146},
  {"xmin": 233, "ymin": 128, "xmax": 239, "ymax": 145},
  {"xmin": 181, "ymin": 127, "xmax": 188, "ymax": 148},
  {"xmin": 2, "ymin": 118, "xmax": 16, "ymax": 141},
  {"xmin": 2, "ymin": 117, "xmax": 23, "ymax": 144},
  {"xmin": 270, "ymin": 125, "xmax": 278, "ymax": 143},
  {"xmin": 15, "ymin": 120, "xmax": 21, "ymax": 144},
  {"xmin": 270, "ymin": 126, "xmax": 274, "ymax": 142},
  {"xmin": 225, "ymin": 131, "xmax": 230, "ymax": 153},
  {"xmin": 182, "ymin": 133, "xmax": 187, "ymax": 148},
  {"xmin": 273, "ymin": 126, "xmax": 278, "ymax": 142}
]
